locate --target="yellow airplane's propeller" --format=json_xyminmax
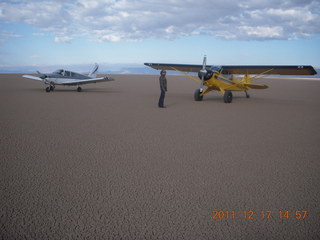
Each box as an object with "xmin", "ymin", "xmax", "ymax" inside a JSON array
[{"xmin": 199, "ymin": 55, "xmax": 207, "ymax": 92}]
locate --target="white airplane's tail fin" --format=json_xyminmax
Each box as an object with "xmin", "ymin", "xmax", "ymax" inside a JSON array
[{"xmin": 88, "ymin": 63, "xmax": 99, "ymax": 78}]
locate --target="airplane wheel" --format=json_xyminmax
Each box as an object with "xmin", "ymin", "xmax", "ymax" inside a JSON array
[
  {"xmin": 194, "ymin": 89, "xmax": 203, "ymax": 101},
  {"xmin": 45, "ymin": 87, "xmax": 51, "ymax": 92},
  {"xmin": 77, "ymin": 87, "xmax": 82, "ymax": 92},
  {"xmin": 50, "ymin": 86, "xmax": 54, "ymax": 91},
  {"xmin": 223, "ymin": 91, "xmax": 232, "ymax": 103}
]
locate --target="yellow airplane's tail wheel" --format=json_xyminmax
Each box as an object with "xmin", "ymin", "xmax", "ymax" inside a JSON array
[
  {"xmin": 223, "ymin": 91, "xmax": 233, "ymax": 103},
  {"xmin": 194, "ymin": 89, "xmax": 203, "ymax": 101}
]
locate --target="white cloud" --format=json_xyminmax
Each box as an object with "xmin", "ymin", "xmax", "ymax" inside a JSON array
[
  {"xmin": 0, "ymin": 0, "xmax": 319, "ymax": 41},
  {"xmin": 32, "ymin": 32, "xmax": 48, "ymax": 37},
  {"xmin": 0, "ymin": 30, "xmax": 22, "ymax": 38},
  {"xmin": 54, "ymin": 36, "xmax": 73, "ymax": 43},
  {"xmin": 29, "ymin": 55, "xmax": 41, "ymax": 59},
  {"xmin": 239, "ymin": 26, "xmax": 284, "ymax": 39},
  {"xmin": 100, "ymin": 35, "xmax": 122, "ymax": 42},
  {"xmin": 0, "ymin": 30, "xmax": 22, "ymax": 45}
]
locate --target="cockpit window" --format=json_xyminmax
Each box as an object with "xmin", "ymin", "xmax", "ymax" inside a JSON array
[
  {"xmin": 54, "ymin": 69, "xmax": 64, "ymax": 75},
  {"xmin": 211, "ymin": 66, "xmax": 221, "ymax": 72},
  {"xmin": 53, "ymin": 69, "xmax": 76, "ymax": 77}
]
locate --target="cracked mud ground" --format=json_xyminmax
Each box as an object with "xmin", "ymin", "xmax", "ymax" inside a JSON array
[{"xmin": 1, "ymin": 74, "xmax": 320, "ymax": 239}]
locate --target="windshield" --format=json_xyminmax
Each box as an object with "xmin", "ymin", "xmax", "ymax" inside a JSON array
[
  {"xmin": 54, "ymin": 69, "xmax": 64, "ymax": 75},
  {"xmin": 210, "ymin": 66, "xmax": 221, "ymax": 72}
]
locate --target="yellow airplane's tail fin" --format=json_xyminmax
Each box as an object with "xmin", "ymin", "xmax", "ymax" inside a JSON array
[{"xmin": 243, "ymin": 74, "xmax": 251, "ymax": 84}]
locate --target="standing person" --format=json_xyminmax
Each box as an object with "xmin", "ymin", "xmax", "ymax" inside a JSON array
[{"xmin": 158, "ymin": 70, "xmax": 167, "ymax": 108}]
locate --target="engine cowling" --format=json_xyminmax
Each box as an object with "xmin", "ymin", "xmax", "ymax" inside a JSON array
[{"xmin": 198, "ymin": 69, "xmax": 213, "ymax": 81}]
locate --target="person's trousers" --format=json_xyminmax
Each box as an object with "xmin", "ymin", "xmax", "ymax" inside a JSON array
[{"xmin": 158, "ymin": 89, "xmax": 165, "ymax": 107}]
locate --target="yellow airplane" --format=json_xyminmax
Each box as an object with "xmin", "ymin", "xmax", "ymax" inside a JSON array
[{"xmin": 144, "ymin": 56, "xmax": 318, "ymax": 103}]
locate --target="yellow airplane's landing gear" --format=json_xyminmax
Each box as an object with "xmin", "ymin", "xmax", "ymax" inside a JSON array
[
  {"xmin": 224, "ymin": 91, "xmax": 233, "ymax": 103},
  {"xmin": 245, "ymin": 91, "xmax": 250, "ymax": 98},
  {"xmin": 194, "ymin": 89, "xmax": 203, "ymax": 101},
  {"xmin": 194, "ymin": 55, "xmax": 207, "ymax": 101},
  {"xmin": 77, "ymin": 86, "xmax": 82, "ymax": 92}
]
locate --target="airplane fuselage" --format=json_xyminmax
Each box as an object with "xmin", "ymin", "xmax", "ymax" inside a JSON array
[{"xmin": 205, "ymin": 73, "xmax": 249, "ymax": 92}]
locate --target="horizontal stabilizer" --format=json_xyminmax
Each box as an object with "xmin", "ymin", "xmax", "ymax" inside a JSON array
[{"xmin": 244, "ymin": 84, "xmax": 268, "ymax": 89}]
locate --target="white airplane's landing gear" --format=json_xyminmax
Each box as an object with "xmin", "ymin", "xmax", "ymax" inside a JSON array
[
  {"xmin": 224, "ymin": 91, "xmax": 233, "ymax": 103},
  {"xmin": 245, "ymin": 91, "xmax": 250, "ymax": 98},
  {"xmin": 194, "ymin": 89, "xmax": 203, "ymax": 101},
  {"xmin": 45, "ymin": 86, "xmax": 51, "ymax": 92},
  {"xmin": 77, "ymin": 86, "xmax": 82, "ymax": 92},
  {"xmin": 50, "ymin": 85, "xmax": 55, "ymax": 91}
]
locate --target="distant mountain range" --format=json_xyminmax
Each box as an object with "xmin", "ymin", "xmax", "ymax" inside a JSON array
[{"xmin": 0, "ymin": 63, "xmax": 156, "ymax": 74}]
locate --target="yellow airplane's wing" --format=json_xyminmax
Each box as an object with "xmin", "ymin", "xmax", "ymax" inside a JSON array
[
  {"xmin": 221, "ymin": 66, "xmax": 317, "ymax": 75},
  {"xmin": 144, "ymin": 63, "xmax": 203, "ymax": 72},
  {"xmin": 145, "ymin": 63, "xmax": 317, "ymax": 75}
]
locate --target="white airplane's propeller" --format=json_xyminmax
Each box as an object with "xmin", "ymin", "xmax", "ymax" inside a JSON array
[
  {"xmin": 36, "ymin": 71, "xmax": 47, "ymax": 79},
  {"xmin": 199, "ymin": 55, "xmax": 207, "ymax": 92}
]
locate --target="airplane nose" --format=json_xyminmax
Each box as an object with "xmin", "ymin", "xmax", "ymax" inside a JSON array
[
  {"xmin": 199, "ymin": 69, "xmax": 207, "ymax": 77},
  {"xmin": 198, "ymin": 69, "xmax": 213, "ymax": 81}
]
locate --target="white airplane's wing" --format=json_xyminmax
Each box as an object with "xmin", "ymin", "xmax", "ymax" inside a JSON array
[
  {"xmin": 60, "ymin": 76, "xmax": 114, "ymax": 85},
  {"xmin": 22, "ymin": 75, "xmax": 43, "ymax": 81}
]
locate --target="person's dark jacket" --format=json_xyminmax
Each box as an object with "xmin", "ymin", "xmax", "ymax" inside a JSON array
[{"xmin": 159, "ymin": 75, "xmax": 167, "ymax": 92}]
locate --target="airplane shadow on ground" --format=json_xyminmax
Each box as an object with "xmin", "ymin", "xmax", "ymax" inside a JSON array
[
  {"xmin": 23, "ymin": 87, "xmax": 121, "ymax": 94},
  {"xmin": 197, "ymin": 94, "xmax": 267, "ymax": 103},
  {"xmin": 163, "ymin": 93, "xmax": 269, "ymax": 106}
]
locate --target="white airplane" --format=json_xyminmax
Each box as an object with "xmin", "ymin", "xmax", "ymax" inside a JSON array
[{"xmin": 22, "ymin": 63, "xmax": 114, "ymax": 92}]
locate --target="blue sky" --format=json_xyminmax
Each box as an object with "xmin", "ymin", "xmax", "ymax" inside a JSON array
[{"xmin": 0, "ymin": 0, "xmax": 319, "ymax": 73}]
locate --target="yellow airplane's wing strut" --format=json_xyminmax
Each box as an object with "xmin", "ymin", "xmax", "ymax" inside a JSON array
[
  {"xmin": 170, "ymin": 67, "xmax": 201, "ymax": 83},
  {"xmin": 218, "ymin": 88, "xmax": 225, "ymax": 95},
  {"xmin": 200, "ymin": 87, "xmax": 213, "ymax": 96},
  {"xmin": 240, "ymin": 68, "xmax": 275, "ymax": 84}
]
